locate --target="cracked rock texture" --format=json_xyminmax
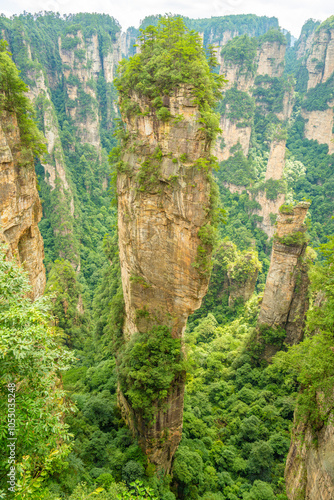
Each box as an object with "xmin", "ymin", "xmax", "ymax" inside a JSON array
[
  {"xmin": 285, "ymin": 416, "xmax": 334, "ymax": 500},
  {"xmin": 117, "ymin": 86, "xmax": 214, "ymax": 471},
  {"xmin": 257, "ymin": 202, "xmax": 311, "ymax": 361},
  {"xmin": 0, "ymin": 111, "xmax": 45, "ymax": 299}
]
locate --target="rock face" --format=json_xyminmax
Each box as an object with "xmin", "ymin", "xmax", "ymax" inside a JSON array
[
  {"xmin": 215, "ymin": 35, "xmax": 293, "ymax": 237},
  {"xmin": 257, "ymin": 202, "xmax": 310, "ymax": 361},
  {"xmin": 305, "ymin": 27, "xmax": 334, "ymax": 90},
  {"xmin": 117, "ymin": 87, "xmax": 214, "ymax": 471},
  {"xmin": 0, "ymin": 111, "xmax": 45, "ymax": 299},
  {"xmin": 285, "ymin": 417, "xmax": 334, "ymax": 500},
  {"xmin": 300, "ymin": 24, "xmax": 334, "ymax": 153},
  {"xmin": 302, "ymin": 105, "xmax": 334, "ymax": 155}
]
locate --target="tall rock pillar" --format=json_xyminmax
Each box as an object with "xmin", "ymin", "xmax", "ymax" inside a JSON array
[
  {"xmin": 0, "ymin": 111, "xmax": 45, "ymax": 299},
  {"xmin": 116, "ymin": 86, "xmax": 215, "ymax": 471},
  {"xmin": 256, "ymin": 201, "xmax": 311, "ymax": 361}
]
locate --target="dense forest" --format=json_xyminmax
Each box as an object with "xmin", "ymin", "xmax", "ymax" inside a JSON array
[{"xmin": 0, "ymin": 10, "xmax": 334, "ymax": 500}]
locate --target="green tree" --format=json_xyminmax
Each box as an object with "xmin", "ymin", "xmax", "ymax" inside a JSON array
[
  {"xmin": 46, "ymin": 259, "xmax": 87, "ymax": 347},
  {"xmin": 114, "ymin": 16, "xmax": 226, "ymax": 142},
  {"xmin": 0, "ymin": 40, "xmax": 46, "ymax": 158},
  {"xmin": 0, "ymin": 246, "xmax": 75, "ymax": 497}
]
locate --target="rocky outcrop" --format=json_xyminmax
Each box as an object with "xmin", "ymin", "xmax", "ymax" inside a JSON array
[
  {"xmin": 302, "ymin": 104, "xmax": 334, "ymax": 155},
  {"xmin": 253, "ymin": 191, "xmax": 285, "ymax": 239},
  {"xmin": 213, "ymin": 117, "xmax": 251, "ymax": 162},
  {"xmin": 265, "ymin": 140, "xmax": 286, "ymax": 181},
  {"xmin": 212, "ymin": 241, "xmax": 261, "ymax": 308},
  {"xmin": 0, "ymin": 111, "xmax": 45, "ymax": 299},
  {"xmin": 59, "ymin": 31, "xmax": 101, "ymax": 148},
  {"xmin": 306, "ymin": 26, "xmax": 334, "ymax": 90},
  {"xmin": 117, "ymin": 86, "xmax": 215, "ymax": 471},
  {"xmin": 285, "ymin": 416, "xmax": 334, "ymax": 500},
  {"xmin": 227, "ymin": 250, "xmax": 261, "ymax": 308},
  {"xmin": 257, "ymin": 202, "xmax": 311, "ymax": 361},
  {"xmin": 257, "ymin": 41, "xmax": 285, "ymax": 77},
  {"xmin": 253, "ymin": 139, "xmax": 287, "ymax": 238},
  {"xmin": 216, "ymin": 35, "xmax": 292, "ymax": 237},
  {"xmin": 300, "ymin": 22, "xmax": 334, "ymax": 153}
]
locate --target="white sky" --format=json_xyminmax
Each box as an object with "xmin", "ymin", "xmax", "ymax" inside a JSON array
[{"xmin": 0, "ymin": 0, "xmax": 333, "ymax": 39}]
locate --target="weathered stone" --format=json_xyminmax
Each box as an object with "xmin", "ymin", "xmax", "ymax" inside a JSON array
[
  {"xmin": 0, "ymin": 111, "xmax": 45, "ymax": 299},
  {"xmin": 302, "ymin": 105, "xmax": 334, "ymax": 155},
  {"xmin": 257, "ymin": 202, "xmax": 311, "ymax": 361},
  {"xmin": 216, "ymin": 37, "xmax": 292, "ymax": 238},
  {"xmin": 117, "ymin": 86, "xmax": 214, "ymax": 472},
  {"xmin": 285, "ymin": 416, "xmax": 334, "ymax": 500}
]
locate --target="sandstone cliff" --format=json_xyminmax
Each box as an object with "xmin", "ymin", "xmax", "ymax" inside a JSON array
[
  {"xmin": 0, "ymin": 111, "xmax": 45, "ymax": 299},
  {"xmin": 285, "ymin": 416, "xmax": 334, "ymax": 500},
  {"xmin": 117, "ymin": 86, "xmax": 215, "ymax": 471},
  {"xmin": 214, "ymin": 33, "xmax": 293, "ymax": 237},
  {"xmin": 257, "ymin": 202, "xmax": 310, "ymax": 362},
  {"xmin": 299, "ymin": 21, "xmax": 334, "ymax": 153}
]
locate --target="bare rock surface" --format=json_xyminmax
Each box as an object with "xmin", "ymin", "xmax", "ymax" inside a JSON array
[
  {"xmin": 117, "ymin": 86, "xmax": 214, "ymax": 471},
  {"xmin": 0, "ymin": 111, "xmax": 45, "ymax": 299}
]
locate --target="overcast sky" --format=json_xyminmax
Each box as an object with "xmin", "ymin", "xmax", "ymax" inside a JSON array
[{"xmin": 1, "ymin": 0, "xmax": 333, "ymax": 39}]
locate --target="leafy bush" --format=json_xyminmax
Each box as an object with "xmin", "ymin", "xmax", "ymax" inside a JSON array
[
  {"xmin": 0, "ymin": 246, "xmax": 75, "ymax": 494},
  {"xmin": 118, "ymin": 325, "xmax": 185, "ymax": 421},
  {"xmin": 0, "ymin": 40, "xmax": 46, "ymax": 159},
  {"xmin": 221, "ymin": 35, "xmax": 258, "ymax": 75},
  {"xmin": 115, "ymin": 16, "xmax": 225, "ymax": 142}
]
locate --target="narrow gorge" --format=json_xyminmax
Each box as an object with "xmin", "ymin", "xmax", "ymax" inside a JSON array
[{"xmin": 1, "ymin": 11, "xmax": 334, "ymax": 500}]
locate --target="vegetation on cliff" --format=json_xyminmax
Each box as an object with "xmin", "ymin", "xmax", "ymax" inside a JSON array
[
  {"xmin": 0, "ymin": 40, "xmax": 46, "ymax": 160},
  {"xmin": 1, "ymin": 10, "xmax": 334, "ymax": 500},
  {"xmin": 0, "ymin": 246, "xmax": 75, "ymax": 497},
  {"xmin": 115, "ymin": 16, "xmax": 226, "ymax": 141}
]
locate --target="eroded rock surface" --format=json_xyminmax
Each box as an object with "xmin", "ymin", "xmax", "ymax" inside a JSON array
[
  {"xmin": 257, "ymin": 202, "xmax": 311, "ymax": 361},
  {"xmin": 285, "ymin": 417, "xmax": 334, "ymax": 500},
  {"xmin": 0, "ymin": 111, "xmax": 45, "ymax": 299},
  {"xmin": 117, "ymin": 86, "xmax": 214, "ymax": 471}
]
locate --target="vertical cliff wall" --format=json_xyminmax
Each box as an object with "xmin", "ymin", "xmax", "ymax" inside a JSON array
[
  {"xmin": 256, "ymin": 202, "xmax": 310, "ymax": 361},
  {"xmin": 1, "ymin": 14, "xmax": 122, "ymax": 276},
  {"xmin": 214, "ymin": 30, "xmax": 294, "ymax": 238},
  {"xmin": 285, "ymin": 416, "xmax": 334, "ymax": 500},
  {"xmin": 299, "ymin": 19, "xmax": 334, "ymax": 154},
  {"xmin": 0, "ymin": 110, "xmax": 45, "ymax": 299},
  {"xmin": 116, "ymin": 85, "xmax": 216, "ymax": 471}
]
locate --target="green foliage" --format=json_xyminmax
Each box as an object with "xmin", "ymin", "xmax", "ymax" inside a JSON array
[
  {"xmin": 0, "ymin": 41, "xmax": 46, "ymax": 159},
  {"xmin": 219, "ymin": 143, "xmax": 256, "ymax": 186},
  {"xmin": 274, "ymin": 231, "xmax": 308, "ymax": 247},
  {"xmin": 279, "ymin": 203, "xmax": 294, "ymax": 215},
  {"xmin": 253, "ymin": 76, "xmax": 291, "ymax": 114},
  {"xmin": 286, "ymin": 116, "xmax": 334, "ymax": 244},
  {"xmin": 263, "ymin": 179, "xmax": 286, "ymax": 201},
  {"xmin": 0, "ymin": 246, "xmax": 75, "ymax": 494},
  {"xmin": 46, "ymin": 259, "xmax": 87, "ymax": 347},
  {"xmin": 243, "ymin": 480, "xmax": 275, "ymax": 500},
  {"xmin": 118, "ymin": 325, "xmax": 185, "ymax": 422},
  {"xmin": 179, "ymin": 299, "xmax": 296, "ymax": 499},
  {"xmin": 316, "ymin": 15, "xmax": 334, "ymax": 33},
  {"xmin": 136, "ymin": 147, "xmax": 163, "ymax": 192},
  {"xmin": 302, "ymin": 74, "xmax": 334, "ymax": 112},
  {"xmin": 221, "ymin": 35, "xmax": 258, "ymax": 74},
  {"xmin": 218, "ymin": 85, "xmax": 255, "ymax": 127},
  {"xmin": 61, "ymin": 35, "xmax": 81, "ymax": 50},
  {"xmin": 195, "ymin": 224, "xmax": 219, "ymax": 277},
  {"xmin": 258, "ymin": 28, "xmax": 287, "ymax": 45},
  {"xmin": 273, "ymin": 235, "xmax": 334, "ymax": 429},
  {"xmin": 257, "ymin": 324, "xmax": 287, "ymax": 347},
  {"xmin": 140, "ymin": 14, "xmax": 279, "ymax": 45},
  {"xmin": 115, "ymin": 16, "xmax": 225, "ymax": 142}
]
